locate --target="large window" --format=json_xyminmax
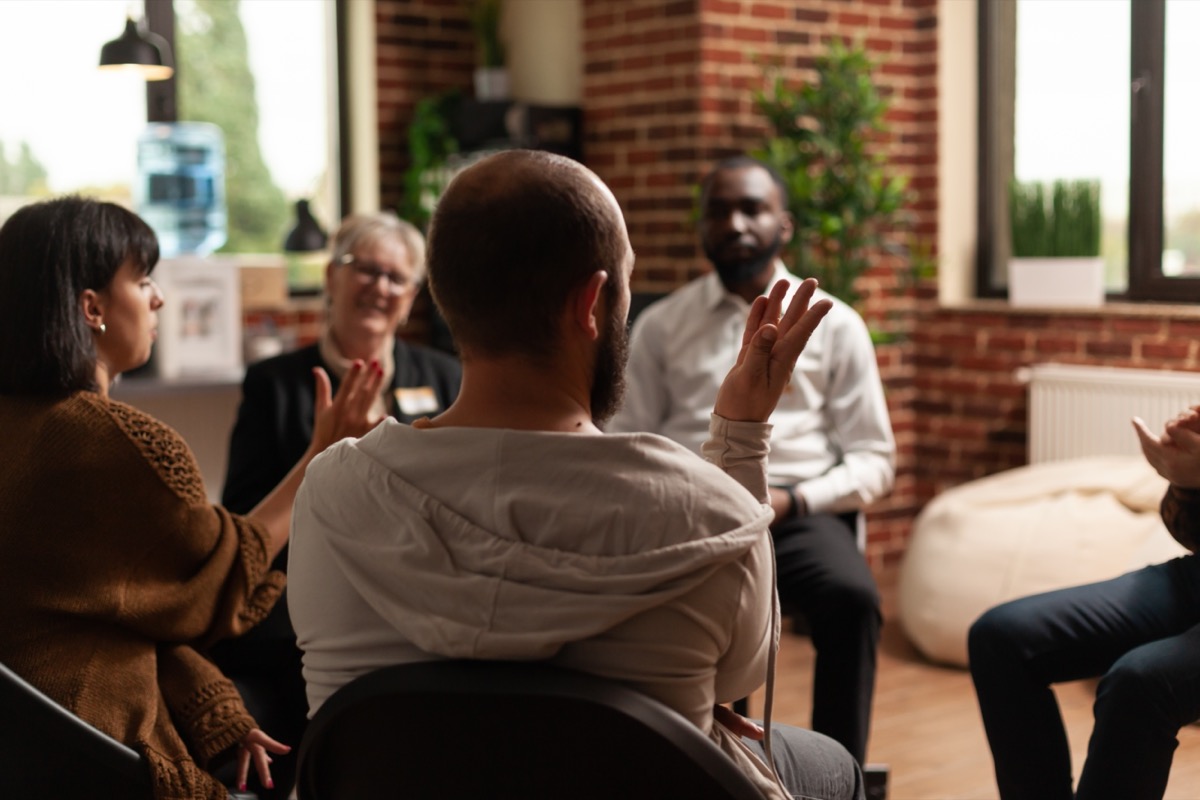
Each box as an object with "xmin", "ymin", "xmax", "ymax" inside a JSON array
[
  {"xmin": 0, "ymin": 0, "xmax": 341, "ymax": 255},
  {"xmin": 978, "ymin": 0, "xmax": 1200, "ymax": 303}
]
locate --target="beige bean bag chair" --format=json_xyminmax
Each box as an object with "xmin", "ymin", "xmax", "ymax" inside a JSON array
[{"xmin": 898, "ymin": 456, "xmax": 1190, "ymax": 668}]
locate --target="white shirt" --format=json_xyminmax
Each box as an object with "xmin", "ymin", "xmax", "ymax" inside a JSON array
[{"xmin": 609, "ymin": 262, "xmax": 896, "ymax": 514}]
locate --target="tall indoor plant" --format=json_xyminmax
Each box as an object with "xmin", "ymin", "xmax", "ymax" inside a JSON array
[
  {"xmin": 1008, "ymin": 178, "xmax": 1103, "ymax": 307},
  {"xmin": 752, "ymin": 38, "xmax": 910, "ymax": 309},
  {"xmin": 400, "ymin": 92, "xmax": 460, "ymax": 231}
]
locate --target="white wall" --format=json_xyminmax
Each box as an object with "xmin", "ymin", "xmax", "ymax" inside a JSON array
[{"xmin": 503, "ymin": 0, "xmax": 583, "ymax": 105}]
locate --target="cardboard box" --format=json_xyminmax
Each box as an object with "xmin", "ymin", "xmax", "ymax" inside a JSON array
[{"xmin": 239, "ymin": 260, "xmax": 290, "ymax": 310}]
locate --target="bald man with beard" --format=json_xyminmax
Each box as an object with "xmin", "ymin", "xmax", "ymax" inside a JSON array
[{"xmin": 287, "ymin": 150, "xmax": 864, "ymax": 800}]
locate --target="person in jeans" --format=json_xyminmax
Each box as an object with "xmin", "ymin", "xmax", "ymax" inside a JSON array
[{"xmin": 969, "ymin": 407, "xmax": 1200, "ymax": 799}]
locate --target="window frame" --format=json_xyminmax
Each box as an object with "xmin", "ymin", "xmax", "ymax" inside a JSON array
[
  {"xmin": 976, "ymin": 0, "xmax": 1199, "ymax": 303},
  {"xmin": 143, "ymin": 0, "xmax": 351, "ymax": 224}
]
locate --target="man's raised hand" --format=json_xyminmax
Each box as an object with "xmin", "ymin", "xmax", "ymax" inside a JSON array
[{"xmin": 713, "ymin": 278, "xmax": 832, "ymax": 424}]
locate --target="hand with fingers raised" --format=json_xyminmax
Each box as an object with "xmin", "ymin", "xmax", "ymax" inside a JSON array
[
  {"xmin": 1134, "ymin": 410, "xmax": 1200, "ymax": 489},
  {"xmin": 713, "ymin": 278, "xmax": 833, "ymax": 424},
  {"xmin": 308, "ymin": 358, "xmax": 387, "ymax": 455}
]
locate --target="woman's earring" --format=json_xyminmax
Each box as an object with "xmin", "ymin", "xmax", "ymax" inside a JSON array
[{"xmin": 98, "ymin": 323, "xmax": 106, "ymax": 335}]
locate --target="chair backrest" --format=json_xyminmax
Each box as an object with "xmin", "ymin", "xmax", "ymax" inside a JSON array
[
  {"xmin": 0, "ymin": 660, "xmax": 152, "ymax": 799},
  {"xmin": 296, "ymin": 659, "xmax": 767, "ymax": 800}
]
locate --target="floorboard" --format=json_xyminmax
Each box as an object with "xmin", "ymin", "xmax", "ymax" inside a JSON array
[{"xmin": 744, "ymin": 568, "xmax": 1200, "ymax": 799}]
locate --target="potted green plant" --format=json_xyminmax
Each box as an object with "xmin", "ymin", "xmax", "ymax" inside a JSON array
[
  {"xmin": 1008, "ymin": 178, "xmax": 1103, "ymax": 307},
  {"xmin": 467, "ymin": 0, "xmax": 509, "ymax": 100},
  {"xmin": 400, "ymin": 92, "xmax": 460, "ymax": 231},
  {"xmin": 751, "ymin": 37, "xmax": 911, "ymax": 309}
]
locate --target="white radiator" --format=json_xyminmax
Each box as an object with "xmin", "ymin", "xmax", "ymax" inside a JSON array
[{"xmin": 1021, "ymin": 363, "xmax": 1200, "ymax": 464}]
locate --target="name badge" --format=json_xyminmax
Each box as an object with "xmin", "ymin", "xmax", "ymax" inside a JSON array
[{"xmin": 394, "ymin": 386, "xmax": 440, "ymax": 415}]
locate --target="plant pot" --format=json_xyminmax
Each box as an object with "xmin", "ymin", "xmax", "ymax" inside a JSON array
[
  {"xmin": 473, "ymin": 67, "xmax": 510, "ymax": 101},
  {"xmin": 1007, "ymin": 257, "xmax": 1105, "ymax": 308}
]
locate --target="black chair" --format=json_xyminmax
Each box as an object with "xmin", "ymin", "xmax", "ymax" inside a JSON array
[
  {"xmin": 296, "ymin": 659, "xmax": 768, "ymax": 800},
  {"xmin": 0, "ymin": 660, "xmax": 153, "ymax": 799}
]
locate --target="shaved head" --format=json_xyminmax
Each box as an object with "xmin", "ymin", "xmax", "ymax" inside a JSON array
[{"xmin": 427, "ymin": 150, "xmax": 630, "ymax": 361}]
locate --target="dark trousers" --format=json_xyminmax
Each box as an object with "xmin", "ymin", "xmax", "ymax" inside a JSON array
[
  {"xmin": 773, "ymin": 511, "xmax": 882, "ymax": 766},
  {"xmin": 968, "ymin": 555, "xmax": 1200, "ymax": 800}
]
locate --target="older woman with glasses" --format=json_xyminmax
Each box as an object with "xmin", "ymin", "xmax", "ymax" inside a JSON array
[{"xmin": 212, "ymin": 211, "xmax": 460, "ymax": 798}]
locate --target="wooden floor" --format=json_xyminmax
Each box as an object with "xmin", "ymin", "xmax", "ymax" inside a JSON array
[{"xmin": 743, "ymin": 568, "xmax": 1200, "ymax": 800}]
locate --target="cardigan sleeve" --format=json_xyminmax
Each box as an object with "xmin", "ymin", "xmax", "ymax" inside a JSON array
[
  {"xmin": 100, "ymin": 397, "xmax": 286, "ymax": 646},
  {"xmin": 157, "ymin": 643, "xmax": 257, "ymax": 769}
]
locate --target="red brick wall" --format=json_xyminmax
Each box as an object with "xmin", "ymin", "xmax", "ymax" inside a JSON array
[
  {"xmin": 582, "ymin": 0, "xmax": 708, "ymax": 289},
  {"xmin": 375, "ymin": 0, "xmax": 476, "ymax": 211},
  {"xmin": 581, "ymin": 0, "xmax": 937, "ymax": 570},
  {"xmin": 912, "ymin": 307, "xmax": 1200, "ymax": 498},
  {"xmin": 369, "ymin": 0, "xmax": 1200, "ymax": 576}
]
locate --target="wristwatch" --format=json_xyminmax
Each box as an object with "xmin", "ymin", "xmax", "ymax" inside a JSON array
[{"xmin": 773, "ymin": 484, "xmax": 802, "ymax": 519}]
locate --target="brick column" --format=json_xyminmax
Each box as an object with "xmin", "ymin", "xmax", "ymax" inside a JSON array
[{"xmin": 582, "ymin": 0, "xmax": 937, "ymax": 568}]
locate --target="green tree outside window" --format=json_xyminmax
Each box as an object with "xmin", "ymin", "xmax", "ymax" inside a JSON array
[{"xmin": 175, "ymin": 0, "xmax": 288, "ymax": 254}]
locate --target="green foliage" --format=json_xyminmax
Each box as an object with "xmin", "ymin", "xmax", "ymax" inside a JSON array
[
  {"xmin": 176, "ymin": 0, "xmax": 289, "ymax": 254},
  {"xmin": 467, "ymin": 0, "xmax": 506, "ymax": 68},
  {"xmin": 751, "ymin": 38, "xmax": 910, "ymax": 307},
  {"xmin": 0, "ymin": 141, "xmax": 49, "ymax": 196},
  {"xmin": 400, "ymin": 93, "xmax": 460, "ymax": 230},
  {"xmin": 1009, "ymin": 178, "xmax": 1101, "ymax": 258}
]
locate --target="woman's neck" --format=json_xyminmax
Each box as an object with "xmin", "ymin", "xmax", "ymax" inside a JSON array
[
  {"xmin": 93, "ymin": 363, "xmax": 112, "ymax": 398},
  {"xmin": 331, "ymin": 329, "xmax": 388, "ymax": 362}
]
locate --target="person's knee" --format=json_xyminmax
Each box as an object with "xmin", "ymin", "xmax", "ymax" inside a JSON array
[
  {"xmin": 1097, "ymin": 653, "xmax": 1182, "ymax": 728},
  {"xmin": 809, "ymin": 576, "xmax": 881, "ymax": 629},
  {"xmin": 968, "ymin": 602, "xmax": 1028, "ymax": 667},
  {"xmin": 768, "ymin": 725, "xmax": 863, "ymax": 800}
]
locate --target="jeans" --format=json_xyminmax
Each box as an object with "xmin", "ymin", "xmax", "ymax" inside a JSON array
[
  {"xmin": 744, "ymin": 723, "xmax": 866, "ymax": 800},
  {"xmin": 773, "ymin": 511, "xmax": 882, "ymax": 765},
  {"xmin": 968, "ymin": 555, "xmax": 1200, "ymax": 799}
]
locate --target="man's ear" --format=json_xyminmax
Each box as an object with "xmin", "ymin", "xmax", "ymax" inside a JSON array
[
  {"xmin": 779, "ymin": 209, "xmax": 795, "ymax": 247},
  {"xmin": 79, "ymin": 288, "xmax": 105, "ymax": 332},
  {"xmin": 573, "ymin": 270, "xmax": 609, "ymax": 341}
]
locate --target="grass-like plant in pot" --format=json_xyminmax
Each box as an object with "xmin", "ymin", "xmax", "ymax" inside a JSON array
[
  {"xmin": 467, "ymin": 0, "xmax": 509, "ymax": 100},
  {"xmin": 1008, "ymin": 178, "xmax": 1103, "ymax": 307}
]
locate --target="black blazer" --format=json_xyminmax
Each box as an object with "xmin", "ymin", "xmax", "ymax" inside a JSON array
[
  {"xmin": 222, "ymin": 339, "xmax": 461, "ymax": 550},
  {"xmin": 216, "ymin": 339, "xmax": 460, "ymax": 649}
]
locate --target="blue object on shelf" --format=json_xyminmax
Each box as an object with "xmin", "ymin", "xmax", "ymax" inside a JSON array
[{"xmin": 135, "ymin": 122, "xmax": 227, "ymax": 257}]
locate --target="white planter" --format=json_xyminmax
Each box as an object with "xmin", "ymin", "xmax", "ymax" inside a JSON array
[
  {"xmin": 473, "ymin": 67, "xmax": 511, "ymax": 101},
  {"xmin": 1008, "ymin": 257, "xmax": 1105, "ymax": 308}
]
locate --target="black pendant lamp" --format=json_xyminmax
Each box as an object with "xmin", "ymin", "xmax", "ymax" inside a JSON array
[
  {"xmin": 284, "ymin": 200, "xmax": 328, "ymax": 252},
  {"xmin": 99, "ymin": 17, "xmax": 174, "ymax": 81}
]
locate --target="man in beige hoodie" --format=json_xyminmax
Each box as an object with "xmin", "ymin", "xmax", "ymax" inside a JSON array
[{"xmin": 289, "ymin": 149, "xmax": 863, "ymax": 800}]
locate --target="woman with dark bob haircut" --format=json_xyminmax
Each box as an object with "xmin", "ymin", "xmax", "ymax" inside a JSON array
[{"xmin": 0, "ymin": 197, "xmax": 383, "ymax": 799}]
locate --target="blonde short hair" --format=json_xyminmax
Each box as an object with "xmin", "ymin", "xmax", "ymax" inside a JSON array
[{"xmin": 329, "ymin": 211, "xmax": 427, "ymax": 283}]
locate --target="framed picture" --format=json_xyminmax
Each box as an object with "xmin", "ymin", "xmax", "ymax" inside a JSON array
[{"xmin": 152, "ymin": 256, "xmax": 242, "ymax": 380}]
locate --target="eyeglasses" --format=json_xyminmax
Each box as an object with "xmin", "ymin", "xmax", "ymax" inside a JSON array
[{"xmin": 336, "ymin": 255, "xmax": 413, "ymax": 296}]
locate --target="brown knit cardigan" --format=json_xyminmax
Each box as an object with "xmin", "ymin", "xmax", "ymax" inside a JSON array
[{"xmin": 0, "ymin": 392, "xmax": 286, "ymax": 800}]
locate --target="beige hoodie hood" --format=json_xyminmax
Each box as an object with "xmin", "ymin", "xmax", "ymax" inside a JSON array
[{"xmin": 292, "ymin": 420, "xmax": 771, "ymax": 662}]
